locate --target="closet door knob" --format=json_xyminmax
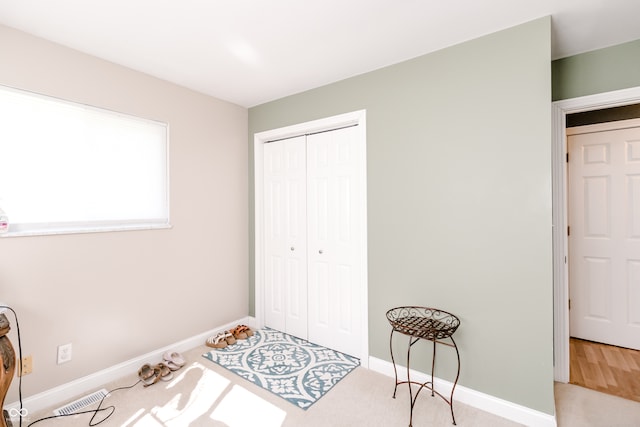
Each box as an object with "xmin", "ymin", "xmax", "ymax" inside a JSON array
[
  {"xmin": 290, "ymin": 247, "xmax": 295, "ymax": 251},
  {"xmin": 319, "ymin": 249, "xmax": 323, "ymax": 254}
]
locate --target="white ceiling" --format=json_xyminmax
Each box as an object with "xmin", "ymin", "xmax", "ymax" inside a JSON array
[{"xmin": 1, "ymin": 0, "xmax": 639, "ymax": 107}]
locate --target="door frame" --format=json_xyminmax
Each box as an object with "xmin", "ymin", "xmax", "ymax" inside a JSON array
[
  {"xmin": 253, "ymin": 109, "xmax": 369, "ymax": 366},
  {"xmin": 552, "ymin": 86, "xmax": 640, "ymax": 382}
]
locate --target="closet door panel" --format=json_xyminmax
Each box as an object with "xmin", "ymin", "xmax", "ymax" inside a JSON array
[
  {"xmin": 263, "ymin": 136, "xmax": 308, "ymax": 339},
  {"xmin": 307, "ymin": 126, "xmax": 361, "ymax": 356},
  {"xmin": 311, "ymin": 260, "xmax": 331, "ymax": 326}
]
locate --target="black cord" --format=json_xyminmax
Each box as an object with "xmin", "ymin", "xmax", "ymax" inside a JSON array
[
  {"xmin": 25, "ymin": 380, "xmax": 141, "ymax": 427},
  {"xmin": 1, "ymin": 305, "xmax": 141, "ymax": 427}
]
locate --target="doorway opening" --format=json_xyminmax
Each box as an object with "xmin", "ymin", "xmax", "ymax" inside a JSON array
[
  {"xmin": 569, "ymin": 337, "xmax": 640, "ymax": 401},
  {"xmin": 552, "ymin": 87, "xmax": 640, "ymax": 394}
]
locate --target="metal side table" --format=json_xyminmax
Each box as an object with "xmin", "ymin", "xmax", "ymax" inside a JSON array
[{"xmin": 386, "ymin": 306, "xmax": 461, "ymax": 426}]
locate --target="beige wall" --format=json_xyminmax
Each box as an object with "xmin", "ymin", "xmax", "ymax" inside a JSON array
[{"xmin": 0, "ymin": 25, "xmax": 248, "ymax": 402}]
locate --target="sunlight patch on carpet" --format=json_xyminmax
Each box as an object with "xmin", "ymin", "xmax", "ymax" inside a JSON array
[
  {"xmin": 202, "ymin": 328, "xmax": 360, "ymax": 409},
  {"xmin": 210, "ymin": 384, "xmax": 287, "ymax": 426}
]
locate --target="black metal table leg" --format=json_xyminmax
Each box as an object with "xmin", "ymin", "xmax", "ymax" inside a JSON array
[
  {"xmin": 449, "ymin": 336, "xmax": 461, "ymax": 425},
  {"xmin": 387, "ymin": 306, "xmax": 461, "ymax": 426},
  {"xmin": 390, "ymin": 329, "xmax": 399, "ymax": 398}
]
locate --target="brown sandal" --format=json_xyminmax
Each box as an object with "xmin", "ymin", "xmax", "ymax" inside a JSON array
[
  {"xmin": 224, "ymin": 330, "xmax": 237, "ymax": 345},
  {"xmin": 231, "ymin": 326, "xmax": 248, "ymax": 340},
  {"xmin": 239, "ymin": 325, "xmax": 254, "ymax": 337},
  {"xmin": 138, "ymin": 363, "xmax": 161, "ymax": 387},
  {"xmin": 156, "ymin": 362, "xmax": 174, "ymax": 381},
  {"xmin": 206, "ymin": 333, "xmax": 228, "ymax": 348}
]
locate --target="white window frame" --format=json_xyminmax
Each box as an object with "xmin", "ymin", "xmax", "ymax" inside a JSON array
[{"xmin": 0, "ymin": 85, "xmax": 170, "ymax": 237}]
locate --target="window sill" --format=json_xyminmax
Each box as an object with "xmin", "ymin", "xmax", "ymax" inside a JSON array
[{"xmin": 0, "ymin": 222, "xmax": 172, "ymax": 238}]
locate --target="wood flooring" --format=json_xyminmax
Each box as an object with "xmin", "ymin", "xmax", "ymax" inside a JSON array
[{"xmin": 570, "ymin": 337, "xmax": 640, "ymax": 402}]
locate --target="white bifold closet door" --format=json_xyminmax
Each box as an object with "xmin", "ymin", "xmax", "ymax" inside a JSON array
[
  {"xmin": 263, "ymin": 126, "xmax": 362, "ymax": 357},
  {"xmin": 263, "ymin": 135, "xmax": 308, "ymax": 340}
]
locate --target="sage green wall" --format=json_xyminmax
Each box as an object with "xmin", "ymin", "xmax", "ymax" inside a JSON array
[
  {"xmin": 249, "ymin": 17, "xmax": 554, "ymax": 414},
  {"xmin": 552, "ymin": 38, "xmax": 640, "ymax": 101}
]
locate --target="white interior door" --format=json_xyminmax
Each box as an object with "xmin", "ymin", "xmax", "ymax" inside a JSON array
[
  {"xmin": 263, "ymin": 136, "xmax": 308, "ymax": 339},
  {"xmin": 569, "ymin": 121, "xmax": 640, "ymax": 350},
  {"xmin": 307, "ymin": 126, "xmax": 362, "ymax": 356}
]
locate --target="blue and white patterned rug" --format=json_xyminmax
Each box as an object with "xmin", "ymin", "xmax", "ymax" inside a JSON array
[{"xmin": 202, "ymin": 328, "xmax": 360, "ymax": 409}]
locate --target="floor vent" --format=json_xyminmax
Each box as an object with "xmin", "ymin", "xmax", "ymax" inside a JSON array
[{"xmin": 53, "ymin": 389, "xmax": 109, "ymax": 416}]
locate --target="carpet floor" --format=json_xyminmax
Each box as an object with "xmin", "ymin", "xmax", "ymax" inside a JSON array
[{"xmin": 23, "ymin": 344, "xmax": 640, "ymax": 426}]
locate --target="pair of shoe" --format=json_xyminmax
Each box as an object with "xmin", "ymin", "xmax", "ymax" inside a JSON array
[
  {"xmin": 231, "ymin": 325, "xmax": 254, "ymax": 339},
  {"xmin": 205, "ymin": 330, "xmax": 236, "ymax": 349},
  {"xmin": 163, "ymin": 351, "xmax": 186, "ymax": 371},
  {"xmin": 137, "ymin": 351, "xmax": 186, "ymax": 387},
  {"xmin": 138, "ymin": 362, "xmax": 172, "ymax": 387},
  {"xmin": 205, "ymin": 325, "xmax": 254, "ymax": 349}
]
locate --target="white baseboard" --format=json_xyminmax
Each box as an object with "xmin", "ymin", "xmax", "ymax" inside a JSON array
[
  {"xmin": 368, "ymin": 356, "xmax": 557, "ymax": 427},
  {"xmin": 5, "ymin": 316, "xmax": 255, "ymax": 420}
]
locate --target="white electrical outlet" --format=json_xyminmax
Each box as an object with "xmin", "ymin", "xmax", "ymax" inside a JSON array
[{"xmin": 57, "ymin": 343, "xmax": 72, "ymax": 364}]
